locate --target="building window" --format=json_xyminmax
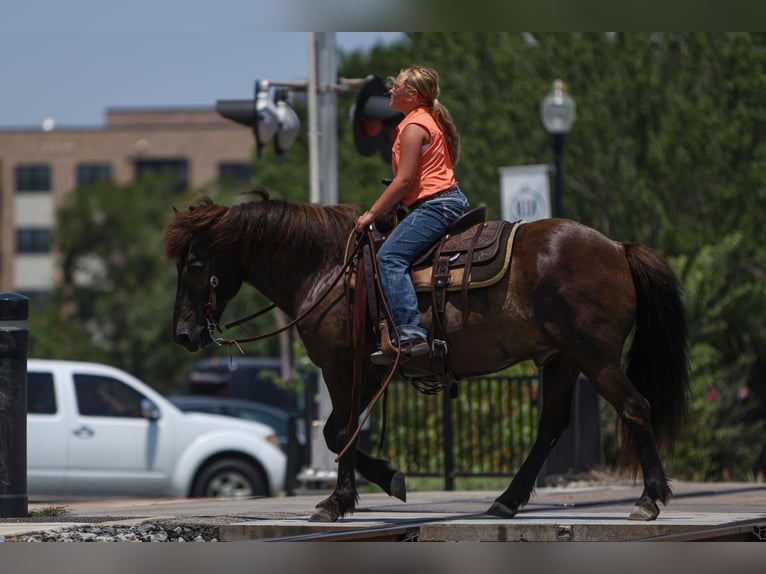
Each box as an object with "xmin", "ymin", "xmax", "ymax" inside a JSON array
[
  {"xmin": 16, "ymin": 227, "xmax": 52, "ymax": 254},
  {"xmin": 16, "ymin": 164, "xmax": 51, "ymax": 192},
  {"xmin": 218, "ymin": 162, "xmax": 251, "ymax": 184},
  {"xmin": 135, "ymin": 159, "xmax": 188, "ymax": 192},
  {"xmin": 77, "ymin": 163, "xmax": 112, "ymax": 185}
]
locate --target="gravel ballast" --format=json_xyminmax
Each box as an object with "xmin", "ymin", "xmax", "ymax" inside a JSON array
[{"xmin": 0, "ymin": 522, "xmax": 219, "ymax": 543}]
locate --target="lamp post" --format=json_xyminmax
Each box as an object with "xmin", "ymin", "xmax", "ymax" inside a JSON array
[{"xmin": 540, "ymin": 79, "xmax": 576, "ymax": 218}]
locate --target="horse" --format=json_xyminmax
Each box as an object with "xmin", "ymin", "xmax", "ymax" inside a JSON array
[{"xmin": 163, "ymin": 192, "xmax": 689, "ymax": 523}]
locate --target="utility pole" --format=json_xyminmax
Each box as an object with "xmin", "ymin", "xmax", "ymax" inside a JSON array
[
  {"xmin": 302, "ymin": 32, "xmax": 339, "ymax": 485},
  {"xmin": 308, "ymin": 32, "xmax": 338, "ymax": 206}
]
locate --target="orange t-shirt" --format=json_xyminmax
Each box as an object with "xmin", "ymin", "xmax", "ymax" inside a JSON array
[{"xmin": 392, "ymin": 107, "xmax": 457, "ymax": 207}]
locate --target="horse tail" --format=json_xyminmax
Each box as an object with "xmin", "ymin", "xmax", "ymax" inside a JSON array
[{"xmin": 622, "ymin": 243, "xmax": 690, "ymax": 466}]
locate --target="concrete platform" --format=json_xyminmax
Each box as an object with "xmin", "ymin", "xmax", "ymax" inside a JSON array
[{"xmin": 4, "ymin": 481, "xmax": 765, "ymax": 541}]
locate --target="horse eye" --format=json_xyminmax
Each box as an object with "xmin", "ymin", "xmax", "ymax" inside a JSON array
[{"xmin": 187, "ymin": 261, "xmax": 204, "ymax": 273}]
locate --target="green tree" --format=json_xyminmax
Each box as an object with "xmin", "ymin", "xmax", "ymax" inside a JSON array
[
  {"xmin": 52, "ymin": 176, "xmax": 193, "ymax": 390},
  {"xmin": 27, "ymin": 293, "xmax": 109, "ymax": 364}
]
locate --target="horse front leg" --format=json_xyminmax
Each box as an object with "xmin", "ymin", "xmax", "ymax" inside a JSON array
[
  {"xmin": 309, "ymin": 450, "xmax": 358, "ymax": 522},
  {"xmin": 309, "ymin": 410, "xmax": 359, "ymax": 522},
  {"xmin": 489, "ymin": 357, "xmax": 579, "ymax": 518},
  {"xmin": 354, "ymin": 372, "xmax": 406, "ymax": 501},
  {"xmin": 356, "ymin": 449, "xmax": 406, "ymax": 502}
]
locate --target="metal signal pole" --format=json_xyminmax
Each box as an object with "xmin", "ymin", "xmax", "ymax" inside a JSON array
[{"xmin": 301, "ymin": 32, "xmax": 339, "ymax": 485}]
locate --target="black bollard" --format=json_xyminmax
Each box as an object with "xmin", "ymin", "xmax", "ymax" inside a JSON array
[{"xmin": 0, "ymin": 293, "xmax": 29, "ymax": 517}]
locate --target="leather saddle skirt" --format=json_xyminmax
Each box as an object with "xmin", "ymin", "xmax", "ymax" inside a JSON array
[{"xmin": 410, "ymin": 219, "xmax": 522, "ymax": 292}]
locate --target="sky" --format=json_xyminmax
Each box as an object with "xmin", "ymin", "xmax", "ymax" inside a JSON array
[{"xmin": 0, "ymin": 1, "xmax": 404, "ymax": 129}]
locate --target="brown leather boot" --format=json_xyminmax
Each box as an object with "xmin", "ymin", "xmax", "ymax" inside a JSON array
[{"xmin": 370, "ymin": 337, "xmax": 429, "ymax": 366}]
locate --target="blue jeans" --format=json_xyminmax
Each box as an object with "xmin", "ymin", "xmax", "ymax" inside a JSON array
[{"xmin": 377, "ymin": 187, "xmax": 470, "ymax": 344}]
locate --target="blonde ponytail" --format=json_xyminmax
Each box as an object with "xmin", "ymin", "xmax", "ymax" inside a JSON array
[
  {"xmin": 399, "ymin": 66, "xmax": 461, "ymax": 165},
  {"xmin": 431, "ymin": 100, "xmax": 460, "ymax": 166}
]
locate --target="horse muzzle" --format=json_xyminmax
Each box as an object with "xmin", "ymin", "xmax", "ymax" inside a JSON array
[{"xmin": 174, "ymin": 323, "xmax": 212, "ymax": 352}]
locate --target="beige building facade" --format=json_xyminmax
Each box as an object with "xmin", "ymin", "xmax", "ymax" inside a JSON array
[{"xmin": 0, "ymin": 108, "xmax": 254, "ymax": 300}]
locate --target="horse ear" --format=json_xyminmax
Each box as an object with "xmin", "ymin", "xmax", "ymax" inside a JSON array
[{"xmin": 172, "ymin": 206, "xmax": 178, "ymax": 213}]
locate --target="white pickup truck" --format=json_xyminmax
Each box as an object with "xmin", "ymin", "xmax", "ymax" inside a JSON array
[{"xmin": 26, "ymin": 359, "xmax": 287, "ymax": 498}]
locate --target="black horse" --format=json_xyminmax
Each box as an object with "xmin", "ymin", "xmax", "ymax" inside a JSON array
[{"xmin": 163, "ymin": 193, "xmax": 689, "ymax": 522}]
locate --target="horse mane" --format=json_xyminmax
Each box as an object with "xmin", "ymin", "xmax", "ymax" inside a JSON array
[{"xmin": 163, "ymin": 191, "xmax": 359, "ymax": 264}]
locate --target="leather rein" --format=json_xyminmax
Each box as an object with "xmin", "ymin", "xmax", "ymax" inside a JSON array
[{"xmin": 204, "ymin": 229, "xmax": 361, "ymax": 351}]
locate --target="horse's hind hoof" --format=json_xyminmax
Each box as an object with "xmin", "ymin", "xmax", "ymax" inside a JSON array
[
  {"xmin": 486, "ymin": 501, "xmax": 518, "ymax": 519},
  {"xmin": 628, "ymin": 500, "xmax": 659, "ymax": 521},
  {"xmin": 309, "ymin": 508, "xmax": 339, "ymax": 522},
  {"xmin": 390, "ymin": 472, "xmax": 406, "ymax": 502}
]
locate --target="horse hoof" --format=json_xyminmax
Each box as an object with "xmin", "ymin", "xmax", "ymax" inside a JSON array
[
  {"xmin": 390, "ymin": 472, "xmax": 406, "ymax": 502},
  {"xmin": 486, "ymin": 501, "xmax": 517, "ymax": 519},
  {"xmin": 309, "ymin": 508, "xmax": 339, "ymax": 523},
  {"xmin": 628, "ymin": 501, "xmax": 659, "ymax": 521}
]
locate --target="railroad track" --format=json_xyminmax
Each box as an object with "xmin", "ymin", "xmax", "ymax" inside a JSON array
[
  {"xmin": 636, "ymin": 522, "xmax": 766, "ymax": 542},
  {"xmin": 250, "ymin": 487, "xmax": 766, "ymax": 542}
]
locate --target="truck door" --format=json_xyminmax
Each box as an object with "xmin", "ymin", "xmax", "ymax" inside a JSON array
[
  {"xmin": 66, "ymin": 373, "xmax": 171, "ymax": 495},
  {"xmin": 27, "ymin": 371, "xmax": 67, "ymax": 492}
]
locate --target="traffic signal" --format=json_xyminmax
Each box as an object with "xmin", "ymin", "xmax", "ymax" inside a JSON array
[
  {"xmin": 272, "ymin": 88, "xmax": 300, "ymax": 162},
  {"xmin": 215, "ymin": 80, "xmax": 299, "ymax": 159},
  {"xmin": 352, "ymin": 76, "xmax": 403, "ymax": 163}
]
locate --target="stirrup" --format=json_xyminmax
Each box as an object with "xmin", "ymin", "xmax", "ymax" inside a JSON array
[{"xmin": 370, "ymin": 338, "xmax": 429, "ymax": 366}]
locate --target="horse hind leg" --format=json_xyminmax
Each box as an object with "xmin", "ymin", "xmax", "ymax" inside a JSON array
[
  {"xmin": 589, "ymin": 364, "xmax": 671, "ymax": 521},
  {"xmin": 488, "ymin": 357, "xmax": 579, "ymax": 518}
]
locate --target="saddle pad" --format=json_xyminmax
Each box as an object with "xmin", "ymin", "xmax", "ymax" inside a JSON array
[{"xmin": 412, "ymin": 220, "xmax": 522, "ymax": 292}]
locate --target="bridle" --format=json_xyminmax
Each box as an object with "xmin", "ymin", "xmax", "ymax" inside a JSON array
[{"xmin": 204, "ymin": 270, "xmax": 223, "ymax": 343}]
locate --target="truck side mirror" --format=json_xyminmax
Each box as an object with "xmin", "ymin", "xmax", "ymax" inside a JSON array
[{"xmin": 141, "ymin": 398, "xmax": 161, "ymax": 421}]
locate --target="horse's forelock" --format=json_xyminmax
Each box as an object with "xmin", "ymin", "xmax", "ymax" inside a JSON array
[{"xmin": 162, "ymin": 196, "xmax": 228, "ymax": 260}]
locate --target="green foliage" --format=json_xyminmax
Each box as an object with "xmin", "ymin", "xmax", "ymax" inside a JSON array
[
  {"xmin": 27, "ymin": 294, "xmax": 108, "ymax": 364},
  {"xmin": 667, "ymin": 238, "xmax": 766, "ymax": 480}
]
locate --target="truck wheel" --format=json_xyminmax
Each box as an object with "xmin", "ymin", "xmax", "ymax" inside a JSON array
[{"xmin": 191, "ymin": 458, "xmax": 268, "ymax": 498}]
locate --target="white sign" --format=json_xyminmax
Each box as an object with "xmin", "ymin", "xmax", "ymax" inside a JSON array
[{"xmin": 498, "ymin": 164, "xmax": 551, "ymax": 222}]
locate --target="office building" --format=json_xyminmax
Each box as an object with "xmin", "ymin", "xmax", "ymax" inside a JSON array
[{"xmin": 0, "ymin": 108, "xmax": 254, "ymax": 301}]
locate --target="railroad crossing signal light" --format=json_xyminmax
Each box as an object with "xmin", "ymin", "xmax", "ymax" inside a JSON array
[
  {"xmin": 352, "ymin": 76, "xmax": 403, "ymax": 163},
  {"xmin": 215, "ymin": 80, "xmax": 300, "ymax": 159},
  {"xmin": 273, "ymin": 88, "xmax": 300, "ymax": 161},
  {"xmin": 252, "ymin": 80, "xmax": 279, "ymax": 155}
]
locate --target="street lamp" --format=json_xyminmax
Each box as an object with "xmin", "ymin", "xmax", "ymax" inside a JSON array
[{"xmin": 540, "ymin": 79, "xmax": 576, "ymax": 218}]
